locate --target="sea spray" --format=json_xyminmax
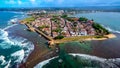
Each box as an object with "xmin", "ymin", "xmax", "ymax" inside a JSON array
[
  {"xmin": 105, "ymin": 26, "xmax": 120, "ymax": 34},
  {"xmin": 34, "ymin": 57, "xmax": 58, "ymax": 68},
  {"xmin": 0, "ymin": 55, "xmax": 6, "ymax": 65},
  {"xmin": 3, "ymin": 24, "xmax": 18, "ymax": 30},
  {"xmin": 0, "ymin": 11, "xmax": 32, "ymax": 68},
  {"xmin": 102, "ymin": 25, "xmax": 120, "ymax": 34},
  {"xmin": 0, "ymin": 29, "xmax": 34, "ymax": 68},
  {"xmin": 8, "ymin": 18, "xmax": 18, "ymax": 24},
  {"xmin": 34, "ymin": 54, "xmax": 120, "ymax": 68}
]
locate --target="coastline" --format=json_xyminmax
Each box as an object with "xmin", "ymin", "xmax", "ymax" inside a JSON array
[
  {"xmin": 10, "ymin": 24, "xmax": 118, "ymax": 68},
  {"xmin": 24, "ymin": 23, "xmax": 116, "ymax": 45},
  {"xmin": 19, "ymin": 43, "xmax": 58, "ymax": 68},
  {"xmin": 1, "ymin": 11, "xmax": 120, "ymax": 68},
  {"xmin": 35, "ymin": 53, "xmax": 120, "ymax": 68},
  {"xmin": 53, "ymin": 34, "xmax": 116, "ymax": 44},
  {"xmin": 18, "ymin": 21, "xmax": 117, "ymax": 68},
  {"xmin": 5, "ymin": 24, "xmax": 48, "ymax": 68},
  {"xmin": 8, "ymin": 24, "xmax": 58, "ymax": 68},
  {"xmin": 19, "ymin": 14, "xmax": 117, "ymax": 68},
  {"xmin": 85, "ymin": 34, "xmax": 116, "ymax": 41}
]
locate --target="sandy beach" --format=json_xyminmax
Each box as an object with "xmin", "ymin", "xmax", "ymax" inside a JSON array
[
  {"xmin": 7, "ymin": 24, "xmax": 120, "ymax": 68},
  {"xmin": 7, "ymin": 24, "xmax": 118, "ymax": 68},
  {"xmin": 85, "ymin": 34, "xmax": 116, "ymax": 41}
]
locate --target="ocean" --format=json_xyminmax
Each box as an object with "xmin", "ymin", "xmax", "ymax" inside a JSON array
[
  {"xmin": 0, "ymin": 11, "xmax": 34, "ymax": 68},
  {"xmin": 73, "ymin": 12, "xmax": 120, "ymax": 33},
  {"xmin": 72, "ymin": 12, "xmax": 120, "ymax": 58},
  {"xmin": 36, "ymin": 12, "xmax": 120, "ymax": 68},
  {"xmin": 1, "ymin": 11, "xmax": 120, "ymax": 68}
]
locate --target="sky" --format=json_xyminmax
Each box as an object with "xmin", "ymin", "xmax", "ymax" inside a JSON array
[{"xmin": 0, "ymin": 0, "xmax": 120, "ymax": 8}]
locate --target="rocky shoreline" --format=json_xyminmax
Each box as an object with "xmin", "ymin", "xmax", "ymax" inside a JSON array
[{"xmin": 18, "ymin": 23, "xmax": 117, "ymax": 68}]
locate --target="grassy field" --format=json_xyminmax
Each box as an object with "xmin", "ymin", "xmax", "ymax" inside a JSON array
[
  {"xmin": 54, "ymin": 35, "xmax": 96, "ymax": 44},
  {"xmin": 21, "ymin": 16, "xmax": 35, "ymax": 23}
]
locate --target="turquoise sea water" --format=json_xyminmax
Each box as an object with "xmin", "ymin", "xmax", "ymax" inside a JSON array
[
  {"xmin": 36, "ymin": 12, "xmax": 120, "ymax": 68},
  {"xmin": 73, "ymin": 12, "xmax": 120, "ymax": 33},
  {"xmin": 1, "ymin": 11, "xmax": 120, "ymax": 68},
  {"xmin": 0, "ymin": 11, "xmax": 34, "ymax": 68},
  {"xmin": 0, "ymin": 11, "xmax": 23, "ymax": 28},
  {"xmin": 72, "ymin": 12, "xmax": 120, "ymax": 58}
]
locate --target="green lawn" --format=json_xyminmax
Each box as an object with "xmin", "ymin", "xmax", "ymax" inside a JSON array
[{"xmin": 22, "ymin": 16, "xmax": 35, "ymax": 23}]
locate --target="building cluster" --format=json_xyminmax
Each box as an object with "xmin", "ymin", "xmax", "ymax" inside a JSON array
[
  {"xmin": 27, "ymin": 10, "xmax": 76, "ymax": 15},
  {"xmin": 30, "ymin": 15, "xmax": 96, "ymax": 38}
]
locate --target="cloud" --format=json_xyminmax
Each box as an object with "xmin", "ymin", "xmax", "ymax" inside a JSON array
[
  {"xmin": 18, "ymin": 0, "xmax": 22, "ymax": 5},
  {"xmin": 44, "ymin": 0, "xmax": 54, "ymax": 2},
  {"xmin": 5, "ymin": 0, "xmax": 22, "ymax": 5},
  {"xmin": 6, "ymin": 0, "xmax": 16, "ymax": 4},
  {"xmin": 30, "ymin": 0, "xmax": 36, "ymax": 4},
  {"xmin": 30, "ymin": 0, "xmax": 35, "ymax": 2},
  {"xmin": 58, "ymin": 0, "xmax": 64, "ymax": 4},
  {"xmin": 1, "ymin": 0, "xmax": 120, "ymax": 8}
]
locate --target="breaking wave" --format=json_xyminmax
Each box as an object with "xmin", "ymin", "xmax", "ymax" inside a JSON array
[
  {"xmin": 3, "ymin": 24, "xmax": 18, "ymax": 32},
  {"xmin": 8, "ymin": 18, "xmax": 18, "ymax": 23},
  {"xmin": 7, "ymin": 18, "xmax": 18, "ymax": 25},
  {"xmin": 0, "ymin": 55, "xmax": 6, "ymax": 65},
  {"xmin": 105, "ymin": 27, "xmax": 120, "ymax": 34},
  {"xmin": 102, "ymin": 25, "xmax": 120, "ymax": 34},
  {"xmin": 34, "ymin": 53, "xmax": 120, "ymax": 68},
  {"xmin": 11, "ymin": 11, "xmax": 24, "ymax": 14},
  {"xmin": 34, "ymin": 57, "xmax": 57, "ymax": 68},
  {"xmin": 0, "ymin": 28, "xmax": 34, "ymax": 68}
]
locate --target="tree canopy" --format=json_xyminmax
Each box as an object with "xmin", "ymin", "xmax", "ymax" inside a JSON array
[
  {"xmin": 92, "ymin": 23, "xmax": 110, "ymax": 35},
  {"xmin": 78, "ymin": 17, "xmax": 88, "ymax": 22}
]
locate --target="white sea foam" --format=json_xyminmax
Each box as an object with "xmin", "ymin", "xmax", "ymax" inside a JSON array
[
  {"xmin": 0, "ymin": 29, "xmax": 14, "ymax": 48},
  {"xmin": 7, "ymin": 18, "xmax": 18, "ymax": 25},
  {"xmin": 11, "ymin": 49, "xmax": 25, "ymax": 63},
  {"xmin": 0, "ymin": 11, "xmax": 32, "ymax": 68},
  {"xmin": 8, "ymin": 36, "xmax": 34, "ymax": 62},
  {"xmin": 13, "ymin": 15, "xmax": 18, "ymax": 18},
  {"xmin": 71, "ymin": 53, "xmax": 120, "ymax": 68},
  {"xmin": 12, "ymin": 11, "xmax": 24, "ymax": 14},
  {"xmin": 71, "ymin": 53, "xmax": 106, "ymax": 62},
  {"xmin": 0, "ymin": 28, "xmax": 34, "ymax": 68},
  {"xmin": 4, "ymin": 60, "xmax": 11, "ymax": 68},
  {"xmin": 105, "ymin": 27, "xmax": 120, "ymax": 33},
  {"xmin": 3, "ymin": 24, "xmax": 18, "ymax": 30},
  {"xmin": 0, "ymin": 55, "xmax": 6, "ymax": 65},
  {"xmin": 34, "ymin": 53, "xmax": 120, "ymax": 68},
  {"xmin": 0, "ymin": 28, "xmax": 32, "ymax": 49},
  {"xmin": 0, "ymin": 29, "xmax": 8, "ymax": 40},
  {"xmin": 34, "ymin": 57, "xmax": 57, "ymax": 68},
  {"xmin": 102, "ymin": 25, "xmax": 120, "ymax": 34}
]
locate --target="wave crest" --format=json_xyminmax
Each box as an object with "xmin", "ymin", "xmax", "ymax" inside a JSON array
[
  {"xmin": 35, "ymin": 53, "xmax": 120, "ymax": 68},
  {"xmin": 102, "ymin": 25, "xmax": 120, "ymax": 34},
  {"xmin": 0, "ymin": 29, "xmax": 34, "ymax": 68},
  {"xmin": 0, "ymin": 55, "xmax": 6, "ymax": 65}
]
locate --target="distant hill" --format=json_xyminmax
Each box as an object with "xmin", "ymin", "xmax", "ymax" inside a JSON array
[{"xmin": 0, "ymin": 6, "xmax": 120, "ymax": 12}]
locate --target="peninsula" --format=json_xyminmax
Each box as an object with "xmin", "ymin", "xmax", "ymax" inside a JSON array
[
  {"xmin": 20, "ymin": 13, "xmax": 116, "ymax": 46},
  {"xmin": 19, "ymin": 11, "xmax": 117, "ymax": 68}
]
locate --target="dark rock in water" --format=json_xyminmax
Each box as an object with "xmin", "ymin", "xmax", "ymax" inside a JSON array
[{"xmin": 12, "ymin": 22, "xmax": 16, "ymax": 24}]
